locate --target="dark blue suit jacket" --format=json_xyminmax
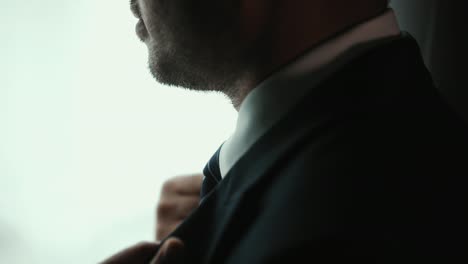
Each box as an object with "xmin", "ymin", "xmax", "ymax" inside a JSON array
[{"xmin": 169, "ymin": 35, "xmax": 468, "ymax": 262}]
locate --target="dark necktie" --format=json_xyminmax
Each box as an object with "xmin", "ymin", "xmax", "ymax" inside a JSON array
[{"xmin": 200, "ymin": 145, "xmax": 223, "ymax": 200}]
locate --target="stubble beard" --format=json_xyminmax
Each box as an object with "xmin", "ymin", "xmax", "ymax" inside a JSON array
[{"xmin": 146, "ymin": 35, "xmax": 247, "ymax": 98}]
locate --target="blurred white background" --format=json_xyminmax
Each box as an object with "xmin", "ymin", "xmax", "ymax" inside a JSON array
[{"xmin": 0, "ymin": 1, "xmax": 237, "ymax": 263}]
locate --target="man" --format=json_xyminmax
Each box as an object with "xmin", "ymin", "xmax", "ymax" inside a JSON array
[{"xmin": 102, "ymin": 0, "xmax": 468, "ymax": 262}]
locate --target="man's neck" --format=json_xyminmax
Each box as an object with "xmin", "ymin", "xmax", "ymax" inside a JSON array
[{"xmin": 228, "ymin": 0, "xmax": 389, "ymax": 111}]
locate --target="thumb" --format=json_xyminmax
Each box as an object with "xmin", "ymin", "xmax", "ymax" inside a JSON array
[{"xmin": 150, "ymin": 237, "xmax": 185, "ymax": 264}]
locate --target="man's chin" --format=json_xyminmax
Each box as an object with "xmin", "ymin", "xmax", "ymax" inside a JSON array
[
  {"xmin": 148, "ymin": 63, "xmax": 173, "ymax": 87},
  {"xmin": 147, "ymin": 58, "xmax": 187, "ymax": 89},
  {"xmin": 147, "ymin": 54, "xmax": 169, "ymax": 85},
  {"xmin": 147, "ymin": 51, "xmax": 221, "ymax": 92}
]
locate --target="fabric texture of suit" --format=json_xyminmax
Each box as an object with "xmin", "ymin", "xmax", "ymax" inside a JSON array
[{"xmin": 168, "ymin": 35, "xmax": 468, "ymax": 262}]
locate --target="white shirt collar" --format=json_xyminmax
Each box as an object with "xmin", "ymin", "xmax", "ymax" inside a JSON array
[{"xmin": 219, "ymin": 9, "xmax": 401, "ymax": 178}]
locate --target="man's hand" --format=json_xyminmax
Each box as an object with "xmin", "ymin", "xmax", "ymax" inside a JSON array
[
  {"xmin": 100, "ymin": 237, "xmax": 185, "ymax": 264},
  {"xmin": 99, "ymin": 242, "xmax": 159, "ymax": 263},
  {"xmin": 156, "ymin": 174, "xmax": 203, "ymax": 241},
  {"xmin": 149, "ymin": 238, "xmax": 185, "ymax": 264},
  {"xmin": 100, "ymin": 174, "xmax": 200, "ymax": 263}
]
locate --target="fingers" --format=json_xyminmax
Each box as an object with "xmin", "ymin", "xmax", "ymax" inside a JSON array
[
  {"xmin": 155, "ymin": 174, "xmax": 203, "ymax": 241},
  {"xmin": 156, "ymin": 195, "xmax": 199, "ymax": 240},
  {"xmin": 150, "ymin": 238, "xmax": 185, "ymax": 264},
  {"xmin": 99, "ymin": 242, "xmax": 160, "ymax": 264},
  {"xmin": 156, "ymin": 221, "xmax": 182, "ymax": 242},
  {"xmin": 157, "ymin": 195, "xmax": 200, "ymax": 220},
  {"xmin": 100, "ymin": 239, "xmax": 185, "ymax": 264},
  {"xmin": 161, "ymin": 174, "xmax": 203, "ymax": 196}
]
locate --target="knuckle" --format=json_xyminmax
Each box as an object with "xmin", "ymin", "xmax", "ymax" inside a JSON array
[
  {"xmin": 131, "ymin": 241, "xmax": 159, "ymax": 254},
  {"xmin": 156, "ymin": 223, "xmax": 182, "ymax": 241},
  {"xmin": 133, "ymin": 241, "xmax": 153, "ymax": 249},
  {"xmin": 156, "ymin": 226, "xmax": 167, "ymax": 240},
  {"xmin": 161, "ymin": 179, "xmax": 178, "ymax": 194},
  {"xmin": 156, "ymin": 199, "xmax": 176, "ymax": 217}
]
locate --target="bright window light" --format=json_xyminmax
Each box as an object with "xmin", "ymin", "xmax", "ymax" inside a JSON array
[{"xmin": 0, "ymin": 1, "xmax": 237, "ymax": 263}]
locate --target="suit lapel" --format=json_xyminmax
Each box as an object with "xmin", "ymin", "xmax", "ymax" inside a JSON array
[
  {"xmin": 176, "ymin": 81, "xmax": 342, "ymax": 262},
  {"xmin": 169, "ymin": 35, "xmax": 424, "ymax": 263}
]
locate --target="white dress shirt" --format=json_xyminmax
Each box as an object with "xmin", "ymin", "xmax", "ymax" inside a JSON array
[{"xmin": 218, "ymin": 9, "xmax": 401, "ymax": 178}]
